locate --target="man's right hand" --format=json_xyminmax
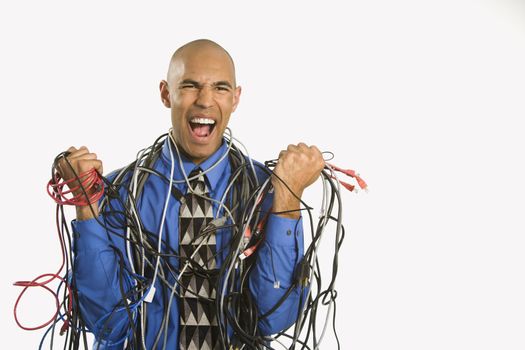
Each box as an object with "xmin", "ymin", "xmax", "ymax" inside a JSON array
[{"xmin": 57, "ymin": 146, "xmax": 103, "ymax": 221}]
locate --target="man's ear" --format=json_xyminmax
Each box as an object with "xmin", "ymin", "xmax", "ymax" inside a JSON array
[
  {"xmin": 159, "ymin": 80, "xmax": 171, "ymax": 108},
  {"xmin": 232, "ymin": 86, "xmax": 242, "ymax": 112}
]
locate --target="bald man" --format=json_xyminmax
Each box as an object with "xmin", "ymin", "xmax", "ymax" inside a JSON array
[{"xmin": 61, "ymin": 39, "xmax": 324, "ymax": 349}]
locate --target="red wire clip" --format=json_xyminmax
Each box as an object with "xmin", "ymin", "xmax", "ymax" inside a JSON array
[
  {"xmin": 239, "ymin": 210, "xmax": 271, "ymax": 260},
  {"xmin": 326, "ymin": 163, "xmax": 368, "ymax": 193}
]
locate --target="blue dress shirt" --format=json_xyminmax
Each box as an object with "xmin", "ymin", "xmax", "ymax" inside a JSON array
[{"xmin": 72, "ymin": 137, "xmax": 305, "ymax": 349}]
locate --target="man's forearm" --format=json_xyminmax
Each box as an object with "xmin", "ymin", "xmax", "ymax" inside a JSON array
[
  {"xmin": 76, "ymin": 204, "xmax": 99, "ymax": 221},
  {"xmin": 272, "ymin": 188, "xmax": 302, "ymax": 219}
]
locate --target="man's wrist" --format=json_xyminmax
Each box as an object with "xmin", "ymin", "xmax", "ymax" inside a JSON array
[
  {"xmin": 272, "ymin": 187, "xmax": 302, "ymax": 219},
  {"xmin": 76, "ymin": 204, "xmax": 99, "ymax": 221}
]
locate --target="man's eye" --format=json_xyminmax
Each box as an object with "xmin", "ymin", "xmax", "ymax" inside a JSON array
[
  {"xmin": 181, "ymin": 85, "xmax": 198, "ymax": 89},
  {"xmin": 216, "ymin": 86, "xmax": 230, "ymax": 91}
]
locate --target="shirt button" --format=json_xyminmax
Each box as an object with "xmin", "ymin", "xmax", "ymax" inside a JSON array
[{"xmin": 286, "ymin": 229, "xmax": 292, "ymax": 236}]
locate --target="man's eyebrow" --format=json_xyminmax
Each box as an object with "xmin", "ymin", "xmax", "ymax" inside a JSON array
[
  {"xmin": 213, "ymin": 81, "xmax": 233, "ymax": 89},
  {"xmin": 179, "ymin": 79, "xmax": 201, "ymax": 86}
]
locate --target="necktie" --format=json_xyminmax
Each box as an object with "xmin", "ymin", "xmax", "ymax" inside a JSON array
[{"xmin": 178, "ymin": 168, "xmax": 219, "ymax": 350}]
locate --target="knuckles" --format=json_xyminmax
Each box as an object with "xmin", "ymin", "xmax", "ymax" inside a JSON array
[
  {"xmin": 61, "ymin": 146, "xmax": 101, "ymax": 171},
  {"xmin": 280, "ymin": 143, "xmax": 324, "ymax": 170}
]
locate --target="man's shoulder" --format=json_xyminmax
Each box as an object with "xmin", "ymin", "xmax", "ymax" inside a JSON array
[{"xmin": 237, "ymin": 155, "xmax": 271, "ymax": 183}]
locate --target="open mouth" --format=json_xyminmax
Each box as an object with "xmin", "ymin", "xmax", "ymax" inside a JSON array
[{"xmin": 189, "ymin": 117, "xmax": 216, "ymax": 139}]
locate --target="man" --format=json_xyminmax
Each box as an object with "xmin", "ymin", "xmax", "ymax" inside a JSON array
[{"xmin": 60, "ymin": 39, "xmax": 324, "ymax": 349}]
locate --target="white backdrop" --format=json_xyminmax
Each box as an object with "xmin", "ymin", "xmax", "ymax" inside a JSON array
[{"xmin": 1, "ymin": 0, "xmax": 524, "ymax": 349}]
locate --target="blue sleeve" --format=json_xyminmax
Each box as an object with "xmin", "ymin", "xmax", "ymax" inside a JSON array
[
  {"xmin": 248, "ymin": 212, "xmax": 307, "ymax": 335},
  {"xmin": 71, "ymin": 199, "xmax": 135, "ymax": 348}
]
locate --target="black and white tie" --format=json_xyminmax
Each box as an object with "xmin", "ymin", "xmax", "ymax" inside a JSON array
[{"xmin": 178, "ymin": 168, "xmax": 219, "ymax": 350}]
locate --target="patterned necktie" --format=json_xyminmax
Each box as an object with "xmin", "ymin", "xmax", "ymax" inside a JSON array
[{"xmin": 178, "ymin": 168, "xmax": 219, "ymax": 350}]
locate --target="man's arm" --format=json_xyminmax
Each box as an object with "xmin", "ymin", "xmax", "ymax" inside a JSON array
[
  {"xmin": 249, "ymin": 143, "xmax": 324, "ymax": 334},
  {"xmin": 59, "ymin": 147, "xmax": 134, "ymax": 348}
]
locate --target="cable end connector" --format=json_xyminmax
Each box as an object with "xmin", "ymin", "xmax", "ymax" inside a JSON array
[
  {"xmin": 295, "ymin": 259, "xmax": 311, "ymax": 287},
  {"xmin": 327, "ymin": 162, "xmax": 369, "ymax": 193},
  {"xmin": 229, "ymin": 339, "xmax": 243, "ymax": 350},
  {"xmin": 59, "ymin": 320, "xmax": 69, "ymax": 336},
  {"xmin": 210, "ymin": 216, "xmax": 227, "ymax": 228},
  {"xmin": 144, "ymin": 286, "xmax": 156, "ymax": 303},
  {"xmin": 238, "ymin": 246, "xmax": 256, "ymax": 261},
  {"xmin": 355, "ymin": 176, "xmax": 368, "ymax": 191}
]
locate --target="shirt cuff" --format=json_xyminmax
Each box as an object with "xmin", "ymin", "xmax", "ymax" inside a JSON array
[{"xmin": 264, "ymin": 214, "xmax": 303, "ymax": 247}]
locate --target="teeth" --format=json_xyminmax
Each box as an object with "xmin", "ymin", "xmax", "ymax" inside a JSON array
[{"xmin": 190, "ymin": 117, "xmax": 215, "ymax": 125}]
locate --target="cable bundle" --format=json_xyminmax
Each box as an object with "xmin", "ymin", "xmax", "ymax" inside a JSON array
[
  {"xmin": 14, "ymin": 131, "xmax": 366, "ymax": 350},
  {"xmin": 13, "ymin": 157, "xmax": 96, "ymax": 347},
  {"xmin": 46, "ymin": 154, "xmax": 104, "ymax": 206}
]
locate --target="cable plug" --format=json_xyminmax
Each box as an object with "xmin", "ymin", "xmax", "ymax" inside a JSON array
[
  {"xmin": 337, "ymin": 179, "xmax": 356, "ymax": 192},
  {"xmin": 327, "ymin": 163, "xmax": 368, "ymax": 192},
  {"xmin": 354, "ymin": 175, "xmax": 368, "ymax": 192},
  {"xmin": 243, "ymin": 226, "xmax": 252, "ymax": 247},
  {"xmin": 294, "ymin": 259, "xmax": 311, "ymax": 287},
  {"xmin": 238, "ymin": 211, "xmax": 270, "ymax": 259},
  {"xmin": 229, "ymin": 339, "xmax": 243, "ymax": 350},
  {"xmin": 59, "ymin": 320, "xmax": 69, "ymax": 336},
  {"xmin": 106, "ymin": 185, "xmax": 119, "ymax": 199},
  {"xmin": 144, "ymin": 285, "xmax": 156, "ymax": 303},
  {"xmin": 209, "ymin": 216, "xmax": 227, "ymax": 228},
  {"xmin": 238, "ymin": 245, "xmax": 259, "ymax": 260}
]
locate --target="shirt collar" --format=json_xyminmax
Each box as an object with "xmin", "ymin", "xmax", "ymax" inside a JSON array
[{"xmin": 159, "ymin": 136, "xmax": 229, "ymax": 191}]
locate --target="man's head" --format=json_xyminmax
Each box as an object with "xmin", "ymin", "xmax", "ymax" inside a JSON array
[{"xmin": 160, "ymin": 39, "xmax": 241, "ymax": 164}]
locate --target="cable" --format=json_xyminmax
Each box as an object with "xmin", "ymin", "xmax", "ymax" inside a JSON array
[{"xmin": 13, "ymin": 131, "xmax": 366, "ymax": 349}]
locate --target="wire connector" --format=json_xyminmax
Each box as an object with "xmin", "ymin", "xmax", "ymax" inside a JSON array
[
  {"xmin": 144, "ymin": 285, "xmax": 156, "ymax": 303},
  {"xmin": 326, "ymin": 162, "xmax": 368, "ymax": 193},
  {"xmin": 295, "ymin": 259, "xmax": 311, "ymax": 287}
]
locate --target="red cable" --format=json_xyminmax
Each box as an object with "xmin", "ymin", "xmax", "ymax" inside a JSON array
[
  {"xmin": 14, "ymin": 205, "xmax": 72, "ymax": 331},
  {"xmin": 12, "ymin": 169, "xmax": 102, "ymax": 332},
  {"xmin": 47, "ymin": 168, "xmax": 103, "ymax": 206}
]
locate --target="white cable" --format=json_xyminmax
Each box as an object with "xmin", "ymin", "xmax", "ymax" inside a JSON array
[
  {"xmin": 128, "ymin": 147, "xmax": 149, "ymax": 350},
  {"xmin": 264, "ymin": 336, "xmax": 289, "ymax": 350},
  {"xmin": 314, "ymin": 167, "xmax": 344, "ymax": 348},
  {"xmin": 145, "ymin": 137, "xmax": 175, "ymax": 303},
  {"xmin": 168, "ymin": 128, "xmax": 233, "ymax": 185},
  {"xmin": 127, "ymin": 147, "xmax": 148, "ymax": 276}
]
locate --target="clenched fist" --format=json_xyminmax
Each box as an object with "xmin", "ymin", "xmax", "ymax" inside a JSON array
[
  {"xmin": 57, "ymin": 146, "xmax": 103, "ymax": 220},
  {"xmin": 272, "ymin": 143, "xmax": 325, "ymax": 219}
]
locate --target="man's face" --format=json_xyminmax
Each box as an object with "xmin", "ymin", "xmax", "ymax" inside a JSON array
[{"xmin": 160, "ymin": 47, "xmax": 241, "ymax": 164}]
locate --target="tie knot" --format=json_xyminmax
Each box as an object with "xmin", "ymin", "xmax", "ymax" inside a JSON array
[{"xmin": 188, "ymin": 168, "xmax": 208, "ymax": 195}]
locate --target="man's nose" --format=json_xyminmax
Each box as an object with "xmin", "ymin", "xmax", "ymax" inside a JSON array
[{"xmin": 195, "ymin": 86, "xmax": 214, "ymax": 109}]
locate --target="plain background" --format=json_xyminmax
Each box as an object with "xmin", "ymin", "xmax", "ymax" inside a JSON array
[{"xmin": 1, "ymin": 0, "xmax": 524, "ymax": 349}]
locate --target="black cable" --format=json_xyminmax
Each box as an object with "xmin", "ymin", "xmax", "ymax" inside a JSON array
[{"xmin": 40, "ymin": 134, "xmax": 351, "ymax": 350}]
